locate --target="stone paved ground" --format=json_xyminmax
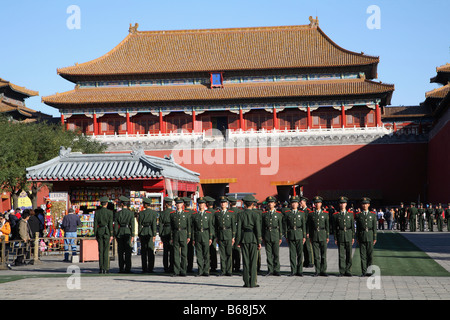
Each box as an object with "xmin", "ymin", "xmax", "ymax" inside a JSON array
[{"xmin": 1, "ymin": 231, "xmax": 450, "ymax": 300}]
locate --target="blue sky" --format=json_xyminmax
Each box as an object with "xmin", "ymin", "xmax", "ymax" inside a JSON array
[{"xmin": 2, "ymin": 0, "xmax": 449, "ymax": 117}]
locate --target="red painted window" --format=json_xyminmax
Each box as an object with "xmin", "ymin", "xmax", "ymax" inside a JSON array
[
  {"xmin": 166, "ymin": 114, "xmax": 193, "ymax": 133},
  {"xmin": 133, "ymin": 115, "xmax": 160, "ymax": 134},
  {"xmin": 278, "ymin": 110, "xmax": 307, "ymax": 130}
]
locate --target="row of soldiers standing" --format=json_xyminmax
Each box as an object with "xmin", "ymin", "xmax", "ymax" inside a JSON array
[
  {"xmin": 397, "ymin": 202, "xmax": 450, "ymax": 232},
  {"xmin": 93, "ymin": 193, "xmax": 379, "ymax": 288}
]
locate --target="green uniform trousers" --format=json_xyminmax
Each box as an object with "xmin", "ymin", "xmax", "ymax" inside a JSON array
[
  {"xmin": 288, "ymin": 239, "xmax": 304, "ymax": 275},
  {"xmin": 117, "ymin": 235, "xmax": 132, "ymax": 272},
  {"xmin": 173, "ymin": 239, "xmax": 188, "ymax": 275},
  {"xmin": 195, "ymin": 240, "xmax": 211, "ymax": 275},
  {"xmin": 303, "ymin": 239, "xmax": 313, "ymax": 267},
  {"xmin": 337, "ymin": 241, "xmax": 353, "ymax": 275},
  {"xmin": 140, "ymin": 236, "xmax": 155, "ymax": 272},
  {"xmin": 218, "ymin": 239, "xmax": 233, "ymax": 275},
  {"xmin": 359, "ymin": 241, "xmax": 374, "ymax": 275},
  {"xmin": 97, "ymin": 235, "xmax": 110, "ymax": 272},
  {"xmin": 312, "ymin": 240, "xmax": 327, "ymax": 274},
  {"xmin": 241, "ymin": 243, "xmax": 258, "ymax": 287},
  {"xmin": 264, "ymin": 240, "xmax": 280, "ymax": 273}
]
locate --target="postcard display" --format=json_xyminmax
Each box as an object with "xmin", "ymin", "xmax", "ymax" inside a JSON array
[{"xmin": 70, "ymin": 187, "xmax": 164, "ymax": 237}]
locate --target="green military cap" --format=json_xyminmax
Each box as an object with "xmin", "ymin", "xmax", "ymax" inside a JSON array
[
  {"xmin": 266, "ymin": 196, "xmax": 276, "ymax": 203},
  {"xmin": 361, "ymin": 197, "xmax": 371, "ymax": 204},
  {"xmin": 182, "ymin": 197, "xmax": 191, "ymax": 204},
  {"xmin": 400, "ymin": 202, "xmax": 404, "ymax": 205},
  {"xmin": 164, "ymin": 197, "xmax": 173, "ymax": 202},
  {"xmin": 119, "ymin": 196, "xmax": 130, "ymax": 203},
  {"xmin": 99, "ymin": 196, "xmax": 109, "ymax": 203},
  {"xmin": 174, "ymin": 197, "xmax": 184, "ymax": 204},
  {"xmin": 313, "ymin": 196, "xmax": 323, "ymax": 203},
  {"xmin": 197, "ymin": 197, "xmax": 207, "ymax": 204},
  {"xmin": 219, "ymin": 195, "xmax": 229, "ymax": 202},
  {"xmin": 338, "ymin": 196, "xmax": 348, "ymax": 203},
  {"xmin": 243, "ymin": 194, "xmax": 258, "ymax": 203},
  {"xmin": 227, "ymin": 196, "xmax": 237, "ymax": 202},
  {"xmin": 290, "ymin": 196, "xmax": 300, "ymax": 203},
  {"xmin": 300, "ymin": 196, "xmax": 308, "ymax": 202},
  {"xmin": 142, "ymin": 198, "xmax": 152, "ymax": 205},
  {"xmin": 410, "ymin": 202, "xmax": 416, "ymax": 206}
]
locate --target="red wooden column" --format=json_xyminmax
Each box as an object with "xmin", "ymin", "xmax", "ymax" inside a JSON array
[
  {"xmin": 341, "ymin": 105, "xmax": 346, "ymax": 128},
  {"xmin": 239, "ymin": 108, "xmax": 245, "ymax": 131},
  {"xmin": 306, "ymin": 106, "xmax": 312, "ymax": 129},
  {"xmin": 60, "ymin": 114, "xmax": 65, "ymax": 127},
  {"xmin": 375, "ymin": 103, "xmax": 382, "ymax": 127},
  {"xmin": 93, "ymin": 113, "xmax": 98, "ymax": 135},
  {"xmin": 192, "ymin": 110, "xmax": 196, "ymax": 133},
  {"xmin": 126, "ymin": 111, "xmax": 131, "ymax": 134},
  {"xmin": 159, "ymin": 111, "xmax": 165, "ymax": 134},
  {"xmin": 273, "ymin": 106, "xmax": 278, "ymax": 130}
]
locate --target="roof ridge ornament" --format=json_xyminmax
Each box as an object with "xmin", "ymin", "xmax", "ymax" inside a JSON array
[
  {"xmin": 130, "ymin": 146, "xmax": 145, "ymax": 157},
  {"xmin": 308, "ymin": 16, "xmax": 319, "ymax": 28},
  {"xmin": 59, "ymin": 146, "xmax": 72, "ymax": 157},
  {"xmin": 129, "ymin": 23, "xmax": 139, "ymax": 34}
]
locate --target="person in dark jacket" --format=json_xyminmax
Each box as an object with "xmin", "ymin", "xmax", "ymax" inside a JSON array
[{"xmin": 61, "ymin": 208, "xmax": 81, "ymax": 262}]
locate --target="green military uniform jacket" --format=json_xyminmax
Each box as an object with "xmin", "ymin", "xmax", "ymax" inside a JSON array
[
  {"xmin": 333, "ymin": 210, "xmax": 355, "ymax": 242},
  {"xmin": 308, "ymin": 209, "xmax": 329, "ymax": 242},
  {"xmin": 94, "ymin": 207, "xmax": 113, "ymax": 237},
  {"xmin": 214, "ymin": 209, "xmax": 236, "ymax": 241},
  {"xmin": 435, "ymin": 208, "xmax": 445, "ymax": 220},
  {"xmin": 138, "ymin": 208, "xmax": 157, "ymax": 237},
  {"xmin": 159, "ymin": 208, "xmax": 172, "ymax": 238},
  {"xmin": 114, "ymin": 208, "xmax": 135, "ymax": 238},
  {"xmin": 192, "ymin": 209, "xmax": 214, "ymax": 243},
  {"xmin": 236, "ymin": 208, "xmax": 261, "ymax": 245},
  {"xmin": 283, "ymin": 209, "xmax": 307, "ymax": 241},
  {"xmin": 408, "ymin": 207, "xmax": 418, "ymax": 219},
  {"xmin": 170, "ymin": 209, "xmax": 192, "ymax": 242},
  {"xmin": 426, "ymin": 207, "xmax": 434, "ymax": 219},
  {"xmin": 355, "ymin": 211, "xmax": 377, "ymax": 243},
  {"xmin": 261, "ymin": 209, "xmax": 283, "ymax": 243}
]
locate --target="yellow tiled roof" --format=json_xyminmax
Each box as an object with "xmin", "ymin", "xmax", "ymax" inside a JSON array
[
  {"xmin": 42, "ymin": 78, "xmax": 394, "ymax": 106},
  {"xmin": 57, "ymin": 23, "xmax": 379, "ymax": 80},
  {"xmin": 0, "ymin": 78, "xmax": 39, "ymax": 97}
]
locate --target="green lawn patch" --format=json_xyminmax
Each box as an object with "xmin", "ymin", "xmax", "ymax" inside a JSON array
[{"xmin": 352, "ymin": 232, "xmax": 450, "ymax": 276}]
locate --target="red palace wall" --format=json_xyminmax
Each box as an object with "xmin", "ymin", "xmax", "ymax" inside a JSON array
[
  {"xmin": 143, "ymin": 142, "xmax": 428, "ymax": 205},
  {"xmin": 427, "ymin": 118, "xmax": 450, "ymax": 204}
]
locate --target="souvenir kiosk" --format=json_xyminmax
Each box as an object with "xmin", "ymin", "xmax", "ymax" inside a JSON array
[{"xmin": 26, "ymin": 147, "xmax": 200, "ymax": 261}]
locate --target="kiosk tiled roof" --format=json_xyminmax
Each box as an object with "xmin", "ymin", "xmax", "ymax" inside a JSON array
[
  {"xmin": 26, "ymin": 147, "xmax": 200, "ymax": 183},
  {"xmin": 56, "ymin": 22, "xmax": 380, "ymax": 82},
  {"xmin": 0, "ymin": 78, "xmax": 39, "ymax": 97}
]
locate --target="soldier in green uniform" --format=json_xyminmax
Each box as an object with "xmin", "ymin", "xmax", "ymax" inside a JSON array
[
  {"xmin": 418, "ymin": 203, "xmax": 425, "ymax": 232},
  {"xmin": 435, "ymin": 204, "xmax": 445, "ymax": 232},
  {"xmin": 446, "ymin": 204, "xmax": 450, "ymax": 231},
  {"xmin": 261, "ymin": 196, "xmax": 283, "ymax": 276},
  {"xmin": 159, "ymin": 197, "xmax": 174, "ymax": 273},
  {"xmin": 355, "ymin": 197, "xmax": 377, "ymax": 277},
  {"xmin": 94, "ymin": 196, "xmax": 114, "ymax": 274},
  {"xmin": 333, "ymin": 196, "xmax": 354, "ymax": 277},
  {"xmin": 236, "ymin": 195, "xmax": 261, "ymax": 288},
  {"xmin": 283, "ymin": 196, "xmax": 307, "ymax": 276},
  {"xmin": 206, "ymin": 196, "xmax": 218, "ymax": 273},
  {"xmin": 214, "ymin": 196, "xmax": 236, "ymax": 276},
  {"xmin": 408, "ymin": 202, "xmax": 418, "ymax": 232},
  {"xmin": 183, "ymin": 197, "xmax": 195, "ymax": 273},
  {"xmin": 138, "ymin": 198, "xmax": 158, "ymax": 273},
  {"xmin": 192, "ymin": 197, "xmax": 214, "ymax": 276},
  {"xmin": 426, "ymin": 203, "xmax": 434, "ymax": 232},
  {"xmin": 300, "ymin": 197, "xmax": 314, "ymax": 268},
  {"xmin": 399, "ymin": 202, "xmax": 407, "ymax": 231},
  {"xmin": 170, "ymin": 197, "xmax": 192, "ymax": 276},
  {"xmin": 114, "ymin": 196, "xmax": 136, "ymax": 273},
  {"xmin": 309, "ymin": 196, "xmax": 329, "ymax": 277},
  {"xmin": 229, "ymin": 196, "xmax": 242, "ymax": 273}
]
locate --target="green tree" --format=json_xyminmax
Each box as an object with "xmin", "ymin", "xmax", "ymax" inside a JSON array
[{"xmin": 0, "ymin": 116, "xmax": 106, "ymax": 209}]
